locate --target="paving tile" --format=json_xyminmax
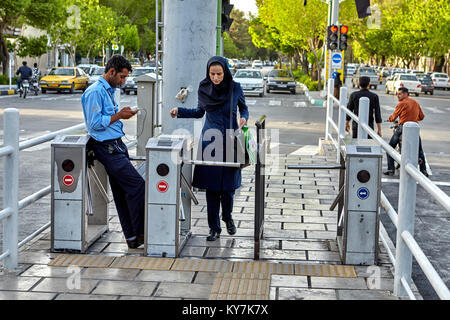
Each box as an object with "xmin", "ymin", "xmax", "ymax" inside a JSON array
[
  {"xmin": 91, "ymin": 280, "xmax": 157, "ymax": 296},
  {"xmin": 81, "ymin": 268, "xmax": 139, "ymax": 281},
  {"xmin": 185, "ymin": 236, "xmax": 233, "ymax": 248},
  {"xmin": 262, "ymin": 249, "xmax": 306, "ymax": 261},
  {"xmin": 310, "ymin": 276, "xmax": 367, "ymax": 290},
  {"xmin": 206, "ymin": 248, "xmax": 254, "ymax": 259},
  {"xmin": 20, "ymin": 265, "xmax": 74, "ymax": 278},
  {"xmin": 193, "ymin": 272, "xmax": 218, "ymax": 284},
  {"xmin": 282, "ymin": 240, "xmax": 329, "ymax": 251},
  {"xmin": 337, "ymin": 289, "xmax": 398, "ymax": 300},
  {"xmin": 271, "ymin": 275, "xmax": 308, "ymax": 288},
  {"xmin": 0, "ymin": 276, "xmax": 41, "ymax": 291},
  {"xmin": 154, "ymin": 282, "xmax": 212, "ymax": 299},
  {"xmin": 32, "ymin": 278, "xmax": 99, "ymax": 294},
  {"xmin": 55, "ymin": 293, "xmax": 118, "ymax": 300},
  {"xmin": 136, "ymin": 270, "xmax": 195, "ymax": 283},
  {"xmin": 0, "ymin": 291, "xmax": 56, "ymax": 300},
  {"xmin": 277, "ymin": 288, "xmax": 337, "ymax": 300},
  {"xmin": 305, "ymin": 230, "xmax": 336, "ymax": 240},
  {"xmin": 283, "ymin": 223, "xmax": 326, "ymax": 231},
  {"xmin": 307, "ymin": 251, "xmax": 342, "ymax": 262},
  {"xmin": 19, "ymin": 252, "xmax": 57, "ymax": 265},
  {"xmin": 233, "ymin": 239, "xmax": 279, "ymax": 249},
  {"xmin": 354, "ymin": 265, "xmax": 394, "ymax": 279},
  {"xmin": 119, "ymin": 295, "xmax": 179, "ymax": 300},
  {"xmin": 179, "ymin": 246, "xmax": 206, "ymax": 258}
]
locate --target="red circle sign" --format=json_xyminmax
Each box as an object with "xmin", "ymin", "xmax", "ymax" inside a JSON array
[
  {"xmin": 63, "ymin": 175, "xmax": 74, "ymax": 186},
  {"xmin": 157, "ymin": 181, "xmax": 169, "ymax": 193}
]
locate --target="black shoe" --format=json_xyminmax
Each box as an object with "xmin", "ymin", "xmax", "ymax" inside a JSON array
[
  {"xmin": 421, "ymin": 170, "xmax": 429, "ymax": 177},
  {"xmin": 383, "ymin": 170, "xmax": 394, "ymax": 176},
  {"xmin": 206, "ymin": 230, "xmax": 221, "ymax": 241},
  {"xmin": 225, "ymin": 219, "xmax": 237, "ymax": 235},
  {"xmin": 126, "ymin": 234, "xmax": 145, "ymax": 249}
]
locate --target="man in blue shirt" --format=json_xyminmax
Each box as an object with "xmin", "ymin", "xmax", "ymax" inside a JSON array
[
  {"xmin": 16, "ymin": 61, "xmax": 33, "ymax": 90},
  {"xmin": 82, "ymin": 55, "xmax": 144, "ymax": 249}
]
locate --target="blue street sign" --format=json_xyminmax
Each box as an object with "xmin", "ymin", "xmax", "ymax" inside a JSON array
[
  {"xmin": 331, "ymin": 52, "xmax": 343, "ymax": 69},
  {"xmin": 332, "ymin": 53, "xmax": 342, "ymax": 64},
  {"xmin": 357, "ymin": 187, "xmax": 370, "ymax": 200}
]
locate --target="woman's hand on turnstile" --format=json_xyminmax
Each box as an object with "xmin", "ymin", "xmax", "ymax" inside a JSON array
[{"xmin": 170, "ymin": 107, "xmax": 178, "ymax": 118}]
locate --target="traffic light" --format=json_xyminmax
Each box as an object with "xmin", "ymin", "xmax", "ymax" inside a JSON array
[
  {"xmin": 222, "ymin": 0, "xmax": 234, "ymax": 32},
  {"xmin": 339, "ymin": 25, "xmax": 349, "ymax": 51},
  {"xmin": 327, "ymin": 25, "xmax": 339, "ymax": 50}
]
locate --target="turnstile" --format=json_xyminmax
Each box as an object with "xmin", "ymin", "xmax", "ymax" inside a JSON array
[
  {"xmin": 51, "ymin": 135, "xmax": 109, "ymax": 252},
  {"xmin": 337, "ymin": 139, "xmax": 382, "ymax": 265},
  {"xmin": 289, "ymin": 139, "xmax": 382, "ymax": 265},
  {"xmin": 144, "ymin": 135, "xmax": 194, "ymax": 257}
]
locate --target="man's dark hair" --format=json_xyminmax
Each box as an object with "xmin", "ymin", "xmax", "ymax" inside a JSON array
[
  {"xmin": 34, "ymin": 63, "xmax": 38, "ymax": 68},
  {"xmin": 359, "ymin": 76, "xmax": 370, "ymax": 88},
  {"xmin": 22, "ymin": 61, "xmax": 27, "ymax": 66},
  {"xmin": 105, "ymin": 55, "xmax": 132, "ymax": 74},
  {"xmin": 398, "ymin": 87, "xmax": 409, "ymax": 95}
]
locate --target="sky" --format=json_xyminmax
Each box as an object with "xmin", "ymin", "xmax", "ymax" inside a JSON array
[{"xmin": 230, "ymin": 0, "xmax": 258, "ymax": 17}]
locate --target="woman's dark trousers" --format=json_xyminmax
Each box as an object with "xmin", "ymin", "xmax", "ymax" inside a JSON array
[{"xmin": 206, "ymin": 190, "xmax": 235, "ymax": 233}]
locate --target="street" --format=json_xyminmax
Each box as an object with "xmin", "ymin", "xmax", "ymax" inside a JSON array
[{"xmin": 0, "ymin": 83, "xmax": 449, "ymax": 299}]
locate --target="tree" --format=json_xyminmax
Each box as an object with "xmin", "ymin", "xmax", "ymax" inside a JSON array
[
  {"xmin": 253, "ymin": 0, "xmax": 328, "ymax": 89},
  {"xmin": 0, "ymin": 0, "xmax": 66, "ymax": 74},
  {"xmin": 14, "ymin": 35, "xmax": 48, "ymax": 60},
  {"xmin": 118, "ymin": 24, "xmax": 140, "ymax": 57}
]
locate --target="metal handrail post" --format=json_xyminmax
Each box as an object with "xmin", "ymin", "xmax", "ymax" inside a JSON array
[
  {"xmin": 394, "ymin": 122, "xmax": 420, "ymax": 297},
  {"xmin": 326, "ymin": 78, "xmax": 334, "ymax": 141},
  {"xmin": 357, "ymin": 97, "xmax": 370, "ymax": 140},
  {"xmin": 3, "ymin": 109, "xmax": 19, "ymax": 269},
  {"xmin": 254, "ymin": 115, "xmax": 266, "ymax": 260},
  {"xmin": 337, "ymin": 86, "xmax": 347, "ymax": 162}
]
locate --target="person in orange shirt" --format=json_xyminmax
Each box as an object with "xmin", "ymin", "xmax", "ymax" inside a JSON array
[{"xmin": 384, "ymin": 87, "xmax": 428, "ymax": 177}]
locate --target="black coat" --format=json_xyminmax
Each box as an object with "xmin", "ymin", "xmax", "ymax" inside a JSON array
[{"xmin": 177, "ymin": 82, "xmax": 249, "ymax": 191}]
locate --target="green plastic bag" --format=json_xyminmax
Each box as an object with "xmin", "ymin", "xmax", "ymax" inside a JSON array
[{"xmin": 242, "ymin": 126, "xmax": 257, "ymax": 165}]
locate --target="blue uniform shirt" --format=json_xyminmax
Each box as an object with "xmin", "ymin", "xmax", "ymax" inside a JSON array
[{"xmin": 81, "ymin": 77, "xmax": 124, "ymax": 142}]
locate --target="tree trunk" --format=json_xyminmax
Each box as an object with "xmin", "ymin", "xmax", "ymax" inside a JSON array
[{"xmin": 0, "ymin": 29, "xmax": 10, "ymax": 75}]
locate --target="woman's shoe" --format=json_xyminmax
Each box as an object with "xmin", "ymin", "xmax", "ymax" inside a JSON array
[
  {"xmin": 225, "ymin": 219, "xmax": 236, "ymax": 235},
  {"xmin": 206, "ymin": 229, "xmax": 221, "ymax": 241}
]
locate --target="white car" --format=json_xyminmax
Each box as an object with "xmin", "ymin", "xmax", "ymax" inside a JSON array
[
  {"xmin": 122, "ymin": 67, "xmax": 156, "ymax": 95},
  {"xmin": 430, "ymin": 72, "xmax": 450, "ymax": 90},
  {"xmin": 385, "ymin": 73, "xmax": 422, "ymax": 96},
  {"xmin": 87, "ymin": 66, "xmax": 105, "ymax": 87},
  {"xmin": 252, "ymin": 60, "xmax": 263, "ymax": 69},
  {"xmin": 233, "ymin": 69, "xmax": 265, "ymax": 97}
]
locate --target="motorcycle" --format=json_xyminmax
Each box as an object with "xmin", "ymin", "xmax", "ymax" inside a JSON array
[
  {"xmin": 30, "ymin": 76, "xmax": 40, "ymax": 96},
  {"xmin": 19, "ymin": 79, "xmax": 30, "ymax": 99}
]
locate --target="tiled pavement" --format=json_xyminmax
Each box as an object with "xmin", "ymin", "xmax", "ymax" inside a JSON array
[{"xmin": 0, "ymin": 141, "xmax": 422, "ymax": 300}]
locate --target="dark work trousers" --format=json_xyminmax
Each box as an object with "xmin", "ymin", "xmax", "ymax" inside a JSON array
[
  {"xmin": 205, "ymin": 190, "xmax": 235, "ymax": 233},
  {"xmin": 90, "ymin": 138, "xmax": 145, "ymax": 239},
  {"xmin": 386, "ymin": 129, "xmax": 426, "ymax": 172},
  {"xmin": 352, "ymin": 123, "xmax": 375, "ymax": 139}
]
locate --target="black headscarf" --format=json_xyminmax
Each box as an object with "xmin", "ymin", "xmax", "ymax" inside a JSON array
[{"xmin": 198, "ymin": 56, "xmax": 235, "ymax": 112}]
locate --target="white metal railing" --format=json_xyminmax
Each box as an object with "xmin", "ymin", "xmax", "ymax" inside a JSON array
[
  {"xmin": 0, "ymin": 109, "xmax": 136, "ymax": 269},
  {"xmin": 325, "ymin": 78, "xmax": 450, "ymax": 300}
]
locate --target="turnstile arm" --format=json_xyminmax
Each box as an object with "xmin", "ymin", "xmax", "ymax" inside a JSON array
[
  {"xmin": 181, "ymin": 172, "xmax": 199, "ymax": 205},
  {"xmin": 88, "ymin": 167, "xmax": 111, "ymax": 204},
  {"xmin": 287, "ymin": 164, "xmax": 344, "ymax": 170}
]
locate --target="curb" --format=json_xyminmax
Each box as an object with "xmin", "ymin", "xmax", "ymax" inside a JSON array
[
  {"xmin": 300, "ymin": 83, "xmax": 325, "ymax": 107},
  {"xmin": 0, "ymin": 89, "xmax": 17, "ymax": 96}
]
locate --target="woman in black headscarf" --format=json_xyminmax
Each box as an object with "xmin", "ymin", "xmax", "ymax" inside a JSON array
[{"xmin": 170, "ymin": 56, "xmax": 249, "ymax": 241}]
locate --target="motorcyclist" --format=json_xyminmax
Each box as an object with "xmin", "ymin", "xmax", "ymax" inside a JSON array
[
  {"xmin": 16, "ymin": 61, "xmax": 33, "ymax": 91},
  {"xmin": 384, "ymin": 87, "xmax": 428, "ymax": 177}
]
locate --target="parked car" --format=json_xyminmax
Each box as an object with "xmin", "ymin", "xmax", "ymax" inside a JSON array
[
  {"xmin": 385, "ymin": 73, "xmax": 421, "ymax": 96},
  {"xmin": 266, "ymin": 69, "xmax": 296, "ymax": 94},
  {"xmin": 40, "ymin": 67, "xmax": 89, "ymax": 94},
  {"xmin": 352, "ymin": 67, "xmax": 379, "ymax": 89},
  {"xmin": 233, "ymin": 69, "xmax": 265, "ymax": 97},
  {"xmin": 122, "ymin": 67, "xmax": 156, "ymax": 95},
  {"xmin": 87, "ymin": 66, "xmax": 105, "ymax": 87},
  {"xmin": 430, "ymin": 72, "xmax": 450, "ymax": 90},
  {"xmin": 77, "ymin": 64, "xmax": 99, "ymax": 76},
  {"xmin": 252, "ymin": 60, "xmax": 263, "ymax": 69},
  {"xmin": 345, "ymin": 65, "xmax": 356, "ymax": 77},
  {"xmin": 417, "ymin": 74, "xmax": 434, "ymax": 95}
]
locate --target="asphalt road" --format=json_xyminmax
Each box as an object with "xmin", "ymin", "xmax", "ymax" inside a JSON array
[{"xmin": 0, "ymin": 84, "xmax": 449, "ymax": 299}]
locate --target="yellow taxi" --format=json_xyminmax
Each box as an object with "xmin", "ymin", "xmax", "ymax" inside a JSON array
[{"xmin": 40, "ymin": 67, "xmax": 89, "ymax": 94}]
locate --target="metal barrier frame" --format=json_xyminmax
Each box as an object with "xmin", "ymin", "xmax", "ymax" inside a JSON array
[
  {"xmin": 254, "ymin": 115, "xmax": 266, "ymax": 260},
  {"xmin": 325, "ymin": 79, "xmax": 450, "ymax": 299},
  {"xmin": 0, "ymin": 109, "xmax": 137, "ymax": 269}
]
